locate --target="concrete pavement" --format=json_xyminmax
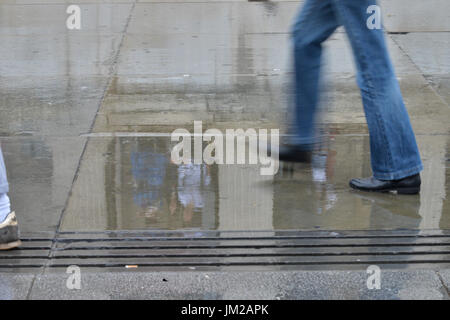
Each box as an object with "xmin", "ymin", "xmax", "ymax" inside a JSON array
[
  {"xmin": 0, "ymin": 0, "xmax": 449, "ymax": 299},
  {"xmin": 0, "ymin": 269, "xmax": 448, "ymax": 300}
]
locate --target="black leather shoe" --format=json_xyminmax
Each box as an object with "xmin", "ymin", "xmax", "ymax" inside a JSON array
[
  {"xmin": 272, "ymin": 145, "xmax": 312, "ymax": 163},
  {"xmin": 349, "ymin": 174, "xmax": 421, "ymax": 194}
]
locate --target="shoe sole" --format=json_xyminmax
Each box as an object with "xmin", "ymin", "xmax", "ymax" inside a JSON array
[
  {"xmin": 0, "ymin": 240, "xmax": 22, "ymax": 250},
  {"xmin": 349, "ymin": 183, "xmax": 420, "ymax": 195},
  {"xmin": 278, "ymin": 155, "xmax": 312, "ymax": 163},
  {"xmin": 396, "ymin": 187, "xmax": 421, "ymax": 195},
  {"xmin": 279, "ymin": 158, "xmax": 311, "ymax": 164}
]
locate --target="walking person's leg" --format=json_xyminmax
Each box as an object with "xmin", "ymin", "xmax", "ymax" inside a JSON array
[
  {"xmin": 330, "ymin": 0, "xmax": 423, "ymax": 193},
  {"xmin": 0, "ymin": 148, "xmax": 11, "ymax": 221},
  {"xmin": 0, "ymin": 146, "xmax": 21, "ymax": 249},
  {"xmin": 278, "ymin": 0, "xmax": 339, "ymax": 162}
]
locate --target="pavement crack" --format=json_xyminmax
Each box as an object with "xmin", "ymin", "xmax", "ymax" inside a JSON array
[{"xmin": 436, "ymin": 271, "xmax": 450, "ymax": 299}]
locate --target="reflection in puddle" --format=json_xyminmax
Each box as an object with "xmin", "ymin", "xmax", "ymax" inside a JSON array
[
  {"xmin": 102, "ymin": 138, "xmax": 218, "ymax": 230},
  {"xmin": 177, "ymin": 164, "xmax": 212, "ymax": 215},
  {"xmin": 61, "ymin": 134, "xmax": 449, "ymax": 232}
]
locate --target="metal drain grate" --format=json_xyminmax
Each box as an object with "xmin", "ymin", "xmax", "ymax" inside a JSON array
[{"xmin": 2, "ymin": 230, "xmax": 450, "ymax": 270}]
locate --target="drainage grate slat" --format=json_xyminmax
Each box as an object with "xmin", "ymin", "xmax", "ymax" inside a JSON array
[
  {"xmin": 2, "ymin": 231, "xmax": 450, "ymax": 270},
  {"xmin": 47, "ymin": 259, "xmax": 450, "ymax": 269},
  {"xmin": 51, "ymin": 246, "xmax": 450, "ymax": 258}
]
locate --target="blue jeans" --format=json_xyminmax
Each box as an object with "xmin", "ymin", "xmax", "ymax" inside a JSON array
[
  {"xmin": 290, "ymin": 0, "xmax": 423, "ymax": 180},
  {"xmin": 0, "ymin": 148, "xmax": 8, "ymax": 194}
]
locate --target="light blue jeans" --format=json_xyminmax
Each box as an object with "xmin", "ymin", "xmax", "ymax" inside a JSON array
[
  {"xmin": 0, "ymin": 148, "xmax": 8, "ymax": 194},
  {"xmin": 290, "ymin": 0, "xmax": 423, "ymax": 180}
]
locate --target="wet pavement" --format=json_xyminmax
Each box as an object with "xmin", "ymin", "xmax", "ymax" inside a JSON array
[
  {"xmin": 58, "ymin": 134, "xmax": 449, "ymax": 232},
  {"xmin": 0, "ymin": 0, "xmax": 449, "ymax": 298}
]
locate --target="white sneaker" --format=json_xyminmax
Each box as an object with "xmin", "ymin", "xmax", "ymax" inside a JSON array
[{"xmin": 0, "ymin": 212, "xmax": 21, "ymax": 250}]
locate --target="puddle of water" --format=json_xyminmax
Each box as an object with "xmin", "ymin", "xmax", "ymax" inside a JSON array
[{"xmin": 60, "ymin": 134, "xmax": 450, "ymax": 232}]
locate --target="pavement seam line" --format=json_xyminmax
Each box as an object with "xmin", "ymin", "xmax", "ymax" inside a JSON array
[
  {"xmin": 48, "ymin": 0, "xmax": 138, "ymax": 269},
  {"xmin": 435, "ymin": 271, "xmax": 450, "ymax": 299},
  {"xmin": 25, "ymin": 272, "xmax": 39, "ymax": 300},
  {"xmin": 389, "ymin": 33, "xmax": 450, "ymax": 110}
]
